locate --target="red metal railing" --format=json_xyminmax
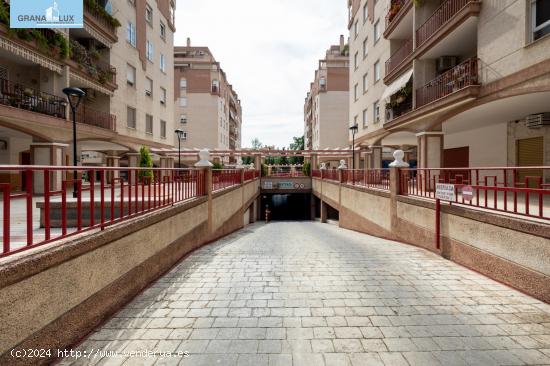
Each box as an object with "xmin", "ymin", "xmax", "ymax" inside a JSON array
[
  {"xmin": 416, "ymin": 0, "xmax": 470, "ymax": 47},
  {"xmin": 343, "ymin": 169, "xmax": 391, "ymax": 191},
  {"xmin": 0, "ymin": 166, "xmax": 207, "ymax": 258},
  {"xmin": 212, "ymin": 169, "xmax": 241, "ymax": 191},
  {"xmin": 322, "ymin": 169, "xmax": 340, "ymax": 182},
  {"xmin": 416, "ymin": 58, "xmax": 478, "ymax": 108},
  {"xmin": 386, "ymin": 0, "xmax": 411, "ymax": 30},
  {"xmin": 244, "ymin": 170, "xmax": 260, "ymax": 182},
  {"xmin": 400, "ymin": 167, "xmax": 550, "ymax": 220},
  {"xmin": 312, "ymin": 170, "xmax": 321, "ymax": 178},
  {"xmin": 385, "ymin": 39, "xmax": 413, "ymax": 76},
  {"xmin": 76, "ymin": 105, "xmax": 116, "ymax": 131},
  {"xmin": 0, "ymin": 78, "xmax": 67, "ymax": 119},
  {"xmin": 265, "ymin": 166, "xmax": 306, "ymax": 178}
]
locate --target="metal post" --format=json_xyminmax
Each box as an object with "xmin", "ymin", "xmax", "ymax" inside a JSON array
[
  {"xmin": 435, "ymin": 198, "xmax": 441, "ymax": 250},
  {"xmin": 72, "ymin": 106, "xmax": 78, "ymax": 198}
]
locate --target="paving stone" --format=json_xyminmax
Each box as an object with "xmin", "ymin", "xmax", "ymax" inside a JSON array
[{"xmin": 60, "ymin": 222, "xmax": 550, "ymax": 366}]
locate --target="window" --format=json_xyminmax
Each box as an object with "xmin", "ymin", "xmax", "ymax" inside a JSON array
[
  {"xmin": 160, "ymin": 53, "xmax": 166, "ymax": 72},
  {"xmin": 180, "ymin": 78, "xmax": 187, "ymax": 89},
  {"xmin": 362, "ymin": 109, "xmax": 368, "ymax": 128},
  {"xmin": 160, "ymin": 120, "xmax": 166, "ymax": 138},
  {"xmin": 127, "ymin": 107, "xmax": 136, "ymax": 128},
  {"xmin": 353, "ymin": 116, "xmax": 358, "ymax": 131},
  {"xmin": 126, "ymin": 64, "xmax": 136, "ymax": 86},
  {"xmin": 145, "ymin": 4, "xmax": 153, "ymax": 24},
  {"xmin": 363, "ymin": 73, "xmax": 368, "ymax": 93},
  {"xmin": 532, "ymin": 0, "xmax": 550, "ymax": 41},
  {"xmin": 145, "ymin": 77, "xmax": 153, "ymax": 96},
  {"xmin": 179, "ymin": 97, "xmax": 187, "ymax": 107},
  {"xmin": 363, "ymin": 3, "xmax": 368, "ymax": 23},
  {"xmin": 363, "ymin": 37, "xmax": 368, "ymax": 58},
  {"xmin": 354, "ymin": 83, "xmax": 359, "ymax": 101},
  {"xmin": 374, "ymin": 61, "xmax": 381, "ymax": 82},
  {"xmin": 146, "ymin": 40, "xmax": 154, "ymax": 61},
  {"xmin": 319, "ymin": 77, "xmax": 326, "ymax": 89},
  {"xmin": 169, "ymin": 0, "xmax": 175, "ymax": 24},
  {"xmin": 160, "ymin": 22, "xmax": 166, "ymax": 40},
  {"xmin": 180, "ymin": 114, "xmax": 187, "ymax": 124},
  {"xmin": 212, "ymin": 79, "xmax": 220, "ymax": 93},
  {"xmin": 146, "ymin": 114, "xmax": 153, "ymax": 134},
  {"xmin": 354, "ymin": 21, "xmax": 359, "ymax": 38},
  {"xmin": 373, "ymin": 101, "xmax": 380, "ymax": 123},
  {"xmin": 374, "ymin": 20, "xmax": 381, "ymax": 42},
  {"xmin": 160, "ymin": 87, "xmax": 166, "ymax": 105},
  {"xmin": 126, "ymin": 21, "xmax": 136, "ymax": 47}
]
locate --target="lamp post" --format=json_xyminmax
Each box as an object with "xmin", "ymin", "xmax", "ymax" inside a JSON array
[
  {"xmin": 174, "ymin": 129, "xmax": 185, "ymax": 170},
  {"xmin": 349, "ymin": 123, "xmax": 359, "ymax": 170},
  {"xmin": 63, "ymin": 87, "xmax": 85, "ymax": 198}
]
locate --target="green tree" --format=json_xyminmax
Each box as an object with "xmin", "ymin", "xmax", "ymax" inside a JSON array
[
  {"xmin": 139, "ymin": 146, "xmax": 153, "ymax": 181},
  {"xmin": 289, "ymin": 135, "xmax": 305, "ymax": 165},
  {"xmin": 251, "ymin": 138, "xmax": 263, "ymax": 150},
  {"xmin": 302, "ymin": 161, "xmax": 311, "ymax": 177}
]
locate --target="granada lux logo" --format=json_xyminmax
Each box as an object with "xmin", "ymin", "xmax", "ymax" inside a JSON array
[{"xmin": 17, "ymin": 0, "xmax": 74, "ymax": 22}]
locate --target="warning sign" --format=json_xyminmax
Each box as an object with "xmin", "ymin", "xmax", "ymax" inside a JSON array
[
  {"xmin": 435, "ymin": 183, "xmax": 456, "ymax": 201},
  {"xmin": 462, "ymin": 185, "xmax": 474, "ymax": 202}
]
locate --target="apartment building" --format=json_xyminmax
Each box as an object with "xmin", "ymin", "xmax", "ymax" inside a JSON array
[
  {"xmin": 304, "ymin": 36, "xmax": 350, "ymax": 165},
  {"xmin": 0, "ymin": 0, "xmax": 176, "ymax": 191},
  {"xmin": 174, "ymin": 39, "xmax": 242, "ymax": 165},
  {"xmin": 349, "ymin": 0, "xmax": 550, "ymax": 179}
]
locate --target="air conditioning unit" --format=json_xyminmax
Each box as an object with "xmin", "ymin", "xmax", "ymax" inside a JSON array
[
  {"xmin": 437, "ymin": 56, "xmax": 458, "ymax": 73},
  {"xmin": 526, "ymin": 113, "xmax": 550, "ymax": 129}
]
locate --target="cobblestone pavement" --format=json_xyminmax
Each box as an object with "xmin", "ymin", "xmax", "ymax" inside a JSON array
[{"xmin": 61, "ymin": 222, "xmax": 550, "ymax": 366}]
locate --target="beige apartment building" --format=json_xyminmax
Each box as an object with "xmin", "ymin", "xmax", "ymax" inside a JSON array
[
  {"xmin": 174, "ymin": 40, "xmax": 242, "ymax": 166},
  {"xmin": 304, "ymin": 36, "xmax": 350, "ymax": 166},
  {"xmin": 348, "ymin": 0, "xmax": 550, "ymax": 178},
  {"xmin": 0, "ymin": 0, "xmax": 176, "ymax": 191}
]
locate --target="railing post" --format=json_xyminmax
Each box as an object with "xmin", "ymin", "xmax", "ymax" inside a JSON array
[{"xmin": 205, "ymin": 167, "xmax": 213, "ymax": 236}]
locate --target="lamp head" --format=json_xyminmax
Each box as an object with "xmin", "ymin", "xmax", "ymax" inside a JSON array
[
  {"xmin": 174, "ymin": 128, "xmax": 185, "ymax": 140},
  {"xmin": 349, "ymin": 123, "xmax": 359, "ymax": 134},
  {"xmin": 62, "ymin": 87, "xmax": 85, "ymax": 109}
]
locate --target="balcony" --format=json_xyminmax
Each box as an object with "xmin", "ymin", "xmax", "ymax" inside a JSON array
[
  {"xmin": 415, "ymin": 0, "xmax": 481, "ymax": 57},
  {"xmin": 0, "ymin": 23, "xmax": 69, "ymax": 62},
  {"xmin": 83, "ymin": 0, "xmax": 120, "ymax": 43},
  {"xmin": 75, "ymin": 105, "xmax": 116, "ymax": 132},
  {"xmin": 416, "ymin": 58, "xmax": 479, "ymax": 108},
  {"xmin": 0, "ymin": 78, "xmax": 66, "ymax": 119},
  {"xmin": 384, "ymin": 0, "xmax": 413, "ymax": 39},
  {"xmin": 384, "ymin": 39, "xmax": 413, "ymax": 83},
  {"xmin": 68, "ymin": 40, "xmax": 117, "ymax": 90}
]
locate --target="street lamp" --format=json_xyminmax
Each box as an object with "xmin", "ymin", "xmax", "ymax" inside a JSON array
[
  {"xmin": 349, "ymin": 123, "xmax": 359, "ymax": 170},
  {"xmin": 63, "ymin": 87, "xmax": 85, "ymax": 198},
  {"xmin": 174, "ymin": 129, "xmax": 185, "ymax": 169}
]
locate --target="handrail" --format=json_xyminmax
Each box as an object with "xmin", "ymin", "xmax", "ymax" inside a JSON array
[{"xmin": 416, "ymin": 0, "xmax": 471, "ymax": 47}]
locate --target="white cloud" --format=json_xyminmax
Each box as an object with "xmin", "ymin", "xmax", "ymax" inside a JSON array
[{"xmin": 174, "ymin": 0, "xmax": 348, "ymax": 148}]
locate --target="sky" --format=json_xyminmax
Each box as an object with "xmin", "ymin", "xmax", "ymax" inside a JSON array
[{"xmin": 174, "ymin": 0, "xmax": 348, "ymax": 148}]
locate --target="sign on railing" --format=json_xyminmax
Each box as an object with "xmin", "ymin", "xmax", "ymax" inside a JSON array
[{"xmin": 435, "ymin": 183, "xmax": 456, "ymax": 201}]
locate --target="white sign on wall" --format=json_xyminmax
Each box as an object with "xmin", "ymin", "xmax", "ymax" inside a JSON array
[{"xmin": 435, "ymin": 183, "xmax": 456, "ymax": 201}]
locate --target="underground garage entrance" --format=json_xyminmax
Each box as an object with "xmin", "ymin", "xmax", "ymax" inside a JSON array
[{"xmin": 261, "ymin": 194, "xmax": 312, "ymax": 221}]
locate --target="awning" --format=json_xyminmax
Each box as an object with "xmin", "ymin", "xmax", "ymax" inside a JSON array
[{"xmin": 381, "ymin": 69, "xmax": 413, "ymax": 100}]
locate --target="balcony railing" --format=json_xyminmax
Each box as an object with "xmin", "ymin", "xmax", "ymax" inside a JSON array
[
  {"xmin": 416, "ymin": 58, "xmax": 478, "ymax": 108},
  {"xmin": 385, "ymin": 0, "xmax": 411, "ymax": 30},
  {"xmin": 83, "ymin": 0, "xmax": 119, "ymax": 38},
  {"xmin": 75, "ymin": 106, "xmax": 116, "ymax": 131},
  {"xmin": 386, "ymin": 98, "xmax": 413, "ymax": 122},
  {"xmin": 416, "ymin": 0, "xmax": 471, "ymax": 47},
  {"xmin": 0, "ymin": 78, "xmax": 66, "ymax": 119},
  {"xmin": 69, "ymin": 40, "xmax": 117, "ymax": 86},
  {"xmin": 385, "ymin": 39, "xmax": 413, "ymax": 77}
]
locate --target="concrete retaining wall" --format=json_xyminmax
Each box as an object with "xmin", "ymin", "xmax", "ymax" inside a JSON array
[
  {"xmin": 313, "ymin": 176, "xmax": 550, "ymax": 303},
  {"xmin": 0, "ymin": 177, "xmax": 260, "ymax": 365}
]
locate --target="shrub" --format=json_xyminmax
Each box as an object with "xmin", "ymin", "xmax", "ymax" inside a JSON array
[
  {"xmin": 139, "ymin": 146, "xmax": 154, "ymax": 181},
  {"xmin": 302, "ymin": 162, "xmax": 311, "ymax": 177}
]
